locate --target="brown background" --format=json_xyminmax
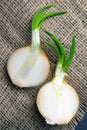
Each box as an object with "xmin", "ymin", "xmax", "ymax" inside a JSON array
[{"xmin": 0, "ymin": 0, "xmax": 87, "ymax": 130}]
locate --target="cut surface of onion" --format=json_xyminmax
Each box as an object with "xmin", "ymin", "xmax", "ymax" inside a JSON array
[
  {"xmin": 7, "ymin": 4, "xmax": 67, "ymax": 87},
  {"xmin": 37, "ymin": 31, "xmax": 79, "ymax": 125},
  {"xmin": 7, "ymin": 47, "xmax": 49, "ymax": 87}
]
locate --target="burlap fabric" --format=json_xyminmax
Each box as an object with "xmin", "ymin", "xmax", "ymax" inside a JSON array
[{"xmin": 0, "ymin": 0, "xmax": 87, "ymax": 130}]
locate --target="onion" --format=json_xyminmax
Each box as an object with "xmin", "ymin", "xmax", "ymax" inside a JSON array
[
  {"xmin": 7, "ymin": 4, "xmax": 67, "ymax": 87},
  {"xmin": 37, "ymin": 31, "xmax": 79, "ymax": 124}
]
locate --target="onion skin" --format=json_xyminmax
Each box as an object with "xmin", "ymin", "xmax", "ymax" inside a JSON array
[
  {"xmin": 7, "ymin": 46, "xmax": 50, "ymax": 87},
  {"xmin": 36, "ymin": 76, "xmax": 79, "ymax": 125}
]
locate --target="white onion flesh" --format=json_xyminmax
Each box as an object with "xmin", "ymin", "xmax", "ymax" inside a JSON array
[
  {"xmin": 37, "ymin": 76, "xmax": 79, "ymax": 125},
  {"xmin": 7, "ymin": 46, "xmax": 50, "ymax": 87}
]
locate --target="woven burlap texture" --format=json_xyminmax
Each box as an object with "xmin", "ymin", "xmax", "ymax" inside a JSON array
[{"xmin": 0, "ymin": 0, "xmax": 87, "ymax": 130}]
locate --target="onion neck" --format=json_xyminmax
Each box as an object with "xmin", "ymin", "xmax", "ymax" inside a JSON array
[
  {"xmin": 31, "ymin": 29, "xmax": 40, "ymax": 51},
  {"xmin": 55, "ymin": 64, "xmax": 66, "ymax": 77},
  {"xmin": 53, "ymin": 63, "xmax": 67, "ymax": 87}
]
